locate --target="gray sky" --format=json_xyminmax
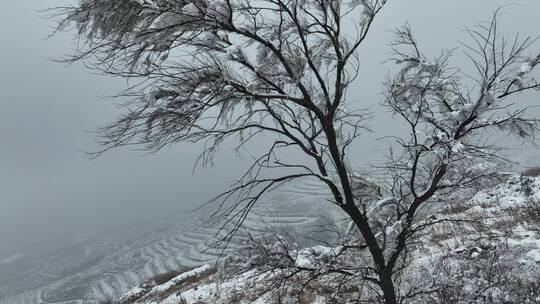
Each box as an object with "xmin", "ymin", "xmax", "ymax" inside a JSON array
[{"xmin": 1, "ymin": 0, "xmax": 539, "ymax": 258}]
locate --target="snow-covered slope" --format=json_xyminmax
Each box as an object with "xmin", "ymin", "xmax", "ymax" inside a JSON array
[
  {"xmin": 0, "ymin": 177, "xmax": 337, "ymax": 304},
  {"xmin": 3, "ymin": 174, "xmax": 539, "ymax": 304},
  {"xmin": 113, "ymin": 175, "xmax": 540, "ymax": 304}
]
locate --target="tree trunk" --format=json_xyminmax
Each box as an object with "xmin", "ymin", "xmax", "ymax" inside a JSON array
[
  {"xmin": 380, "ymin": 272, "xmax": 398, "ymax": 304},
  {"xmin": 324, "ymin": 123, "xmax": 399, "ymax": 304}
]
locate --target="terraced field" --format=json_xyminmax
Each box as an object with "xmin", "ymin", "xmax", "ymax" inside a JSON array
[{"xmin": 0, "ymin": 177, "xmax": 343, "ymax": 304}]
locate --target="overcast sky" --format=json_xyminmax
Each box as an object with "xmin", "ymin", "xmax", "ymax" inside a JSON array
[{"xmin": 1, "ymin": 0, "xmax": 539, "ymax": 258}]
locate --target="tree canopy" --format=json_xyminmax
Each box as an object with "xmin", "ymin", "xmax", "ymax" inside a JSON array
[{"xmin": 54, "ymin": 1, "xmax": 540, "ymax": 303}]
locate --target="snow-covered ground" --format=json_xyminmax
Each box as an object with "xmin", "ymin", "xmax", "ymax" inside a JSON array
[
  {"xmin": 114, "ymin": 175, "xmax": 540, "ymax": 304},
  {"xmin": 2, "ymin": 174, "xmax": 539, "ymax": 304},
  {"xmin": 0, "ymin": 177, "xmax": 335, "ymax": 304}
]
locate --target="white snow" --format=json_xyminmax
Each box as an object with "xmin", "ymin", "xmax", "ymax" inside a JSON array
[
  {"xmin": 117, "ymin": 287, "xmax": 146, "ymax": 303},
  {"xmin": 183, "ymin": 3, "xmax": 200, "ymax": 16},
  {"xmin": 150, "ymin": 264, "xmax": 212, "ymax": 294},
  {"xmin": 295, "ymin": 253, "xmax": 312, "ymax": 268},
  {"xmin": 224, "ymin": 44, "xmax": 242, "ymax": 59},
  {"xmin": 526, "ymin": 249, "xmax": 540, "ymax": 263},
  {"xmin": 209, "ymin": 0, "xmax": 231, "ymax": 23},
  {"xmin": 156, "ymin": 269, "xmax": 263, "ymax": 304},
  {"xmin": 132, "ymin": 0, "xmax": 158, "ymax": 9},
  {"xmin": 150, "ymin": 12, "xmax": 182, "ymax": 29},
  {"xmin": 520, "ymin": 62, "xmax": 532, "ymax": 74},
  {"xmin": 295, "ymin": 245, "xmax": 334, "ymax": 268},
  {"xmin": 451, "ymin": 141, "xmax": 465, "ymax": 153}
]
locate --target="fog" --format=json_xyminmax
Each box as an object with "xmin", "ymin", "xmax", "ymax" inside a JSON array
[{"xmin": 1, "ymin": 0, "xmax": 539, "ymax": 260}]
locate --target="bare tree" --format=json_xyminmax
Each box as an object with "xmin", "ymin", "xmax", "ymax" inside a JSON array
[
  {"xmin": 381, "ymin": 9, "xmax": 539, "ymax": 289},
  {"xmin": 52, "ymin": 1, "xmax": 539, "ymax": 303}
]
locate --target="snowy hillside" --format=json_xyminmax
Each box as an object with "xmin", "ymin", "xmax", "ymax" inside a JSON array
[
  {"xmin": 0, "ymin": 177, "xmax": 338, "ymax": 304},
  {"xmin": 2, "ymin": 174, "xmax": 539, "ymax": 304},
  {"xmin": 113, "ymin": 175, "xmax": 540, "ymax": 304}
]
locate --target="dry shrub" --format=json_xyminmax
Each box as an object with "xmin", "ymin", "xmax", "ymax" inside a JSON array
[
  {"xmin": 522, "ymin": 167, "xmax": 540, "ymax": 177},
  {"xmin": 151, "ymin": 269, "xmax": 186, "ymax": 285}
]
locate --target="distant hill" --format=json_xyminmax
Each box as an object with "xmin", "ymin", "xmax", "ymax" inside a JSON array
[{"xmin": 0, "ymin": 177, "xmax": 336, "ymax": 304}]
